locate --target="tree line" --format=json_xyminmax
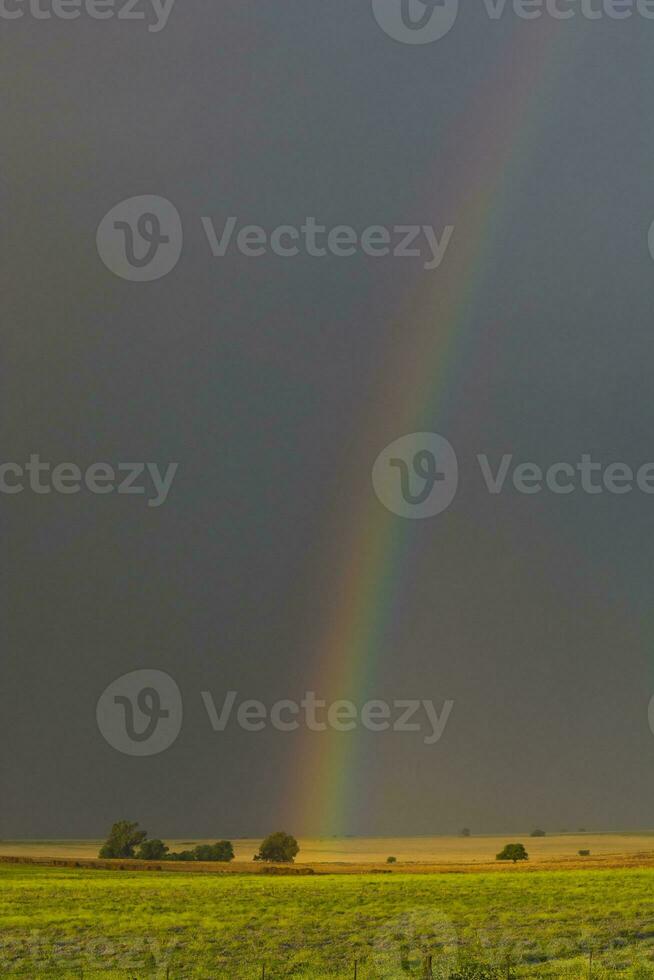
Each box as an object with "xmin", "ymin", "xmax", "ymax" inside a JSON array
[{"xmin": 98, "ymin": 821, "xmax": 299, "ymax": 863}]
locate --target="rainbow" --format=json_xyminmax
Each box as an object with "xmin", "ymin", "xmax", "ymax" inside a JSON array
[{"xmin": 295, "ymin": 19, "xmax": 585, "ymax": 836}]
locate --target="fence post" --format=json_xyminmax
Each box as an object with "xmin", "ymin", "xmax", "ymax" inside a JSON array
[
  {"xmin": 354, "ymin": 958, "xmax": 357, "ymax": 978},
  {"xmin": 423, "ymin": 953, "xmax": 434, "ymax": 978},
  {"xmin": 589, "ymin": 950, "xmax": 593, "ymax": 978}
]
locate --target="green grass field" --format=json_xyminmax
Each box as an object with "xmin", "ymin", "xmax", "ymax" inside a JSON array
[{"xmin": 3, "ymin": 863, "xmax": 654, "ymax": 978}]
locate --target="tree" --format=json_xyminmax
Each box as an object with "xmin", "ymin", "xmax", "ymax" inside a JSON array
[
  {"xmin": 214, "ymin": 840, "xmax": 235, "ymax": 862},
  {"xmin": 99, "ymin": 821, "xmax": 147, "ymax": 859},
  {"xmin": 137, "ymin": 839, "xmax": 169, "ymax": 860},
  {"xmin": 193, "ymin": 841, "xmax": 235, "ymax": 863},
  {"xmin": 167, "ymin": 850, "xmax": 195, "ymax": 862},
  {"xmin": 530, "ymin": 829, "xmax": 546, "ymax": 837},
  {"xmin": 496, "ymin": 843, "xmax": 528, "ymax": 863},
  {"xmin": 460, "ymin": 828, "xmax": 471, "ymax": 837},
  {"xmin": 386, "ymin": 856, "xmax": 397, "ymax": 864},
  {"xmin": 255, "ymin": 831, "xmax": 299, "ymax": 863}
]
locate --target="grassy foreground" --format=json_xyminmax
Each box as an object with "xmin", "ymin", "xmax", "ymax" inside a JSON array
[{"xmin": 2, "ymin": 864, "xmax": 654, "ymax": 977}]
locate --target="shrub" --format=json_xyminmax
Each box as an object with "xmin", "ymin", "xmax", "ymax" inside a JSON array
[
  {"xmin": 386, "ymin": 856, "xmax": 397, "ymax": 864},
  {"xmin": 578, "ymin": 849, "xmax": 591, "ymax": 856},
  {"xmin": 460, "ymin": 828, "xmax": 471, "ymax": 837},
  {"xmin": 212, "ymin": 840, "xmax": 235, "ymax": 862},
  {"xmin": 137, "ymin": 839, "xmax": 169, "ymax": 861},
  {"xmin": 530, "ymin": 829, "xmax": 546, "ymax": 837},
  {"xmin": 496, "ymin": 843, "xmax": 529, "ymax": 863},
  {"xmin": 255, "ymin": 832, "xmax": 299, "ymax": 863},
  {"xmin": 193, "ymin": 841, "xmax": 235, "ymax": 863}
]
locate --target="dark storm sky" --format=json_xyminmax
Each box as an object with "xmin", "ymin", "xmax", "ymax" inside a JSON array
[{"xmin": 3, "ymin": 2, "xmax": 654, "ymax": 838}]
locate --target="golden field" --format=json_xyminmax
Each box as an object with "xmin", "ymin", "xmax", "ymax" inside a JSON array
[{"xmin": 2, "ymin": 832, "xmax": 654, "ymax": 873}]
